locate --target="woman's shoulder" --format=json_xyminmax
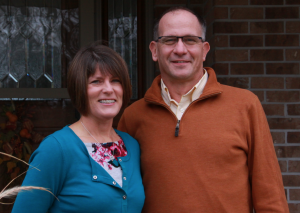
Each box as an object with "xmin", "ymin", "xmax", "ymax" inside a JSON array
[{"xmin": 36, "ymin": 126, "xmax": 79, "ymax": 153}]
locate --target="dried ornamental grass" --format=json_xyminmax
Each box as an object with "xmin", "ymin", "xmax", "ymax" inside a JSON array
[{"xmin": 0, "ymin": 152, "xmax": 59, "ymax": 204}]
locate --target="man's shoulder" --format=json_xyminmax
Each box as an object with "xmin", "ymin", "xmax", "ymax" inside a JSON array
[{"xmin": 219, "ymin": 83, "xmax": 259, "ymax": 103}]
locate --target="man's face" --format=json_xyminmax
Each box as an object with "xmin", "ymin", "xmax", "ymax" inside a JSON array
[{"xmin": 149, "ymin": 10, "xmax": 210, "ymax": 84}]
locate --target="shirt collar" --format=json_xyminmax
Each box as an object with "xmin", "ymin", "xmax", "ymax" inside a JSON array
[{"xmin": 161, "ymin": 68, "xmax": 208, "ymax": 106}]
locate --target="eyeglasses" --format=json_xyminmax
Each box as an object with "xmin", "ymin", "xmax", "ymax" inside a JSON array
[{"xmin": 156, "ymin": 36, "xmax": 204, "ymax": 46}]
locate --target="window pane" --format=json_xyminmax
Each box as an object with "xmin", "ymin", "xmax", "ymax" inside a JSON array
[
  {"xmin": 108, "ymin": 0, "xmax": 137, "ymax": 99},
  {"xmin": 0, "ymin": 0, "xmax": 79, "ymax": 88}
]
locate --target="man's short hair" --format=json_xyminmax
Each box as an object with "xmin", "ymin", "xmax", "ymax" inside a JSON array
[
  {"xmin": 153, "ymin": 6, "xmax": 207, "ymax": 41},
  {"xmin": 67, "ymin": 42, "xmax": 132, "ymax": 116}
]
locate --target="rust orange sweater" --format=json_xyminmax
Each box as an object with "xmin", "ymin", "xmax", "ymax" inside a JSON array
[{"xmin": 118, "ymin": 68, "xmax": 289, "ymax": 213}]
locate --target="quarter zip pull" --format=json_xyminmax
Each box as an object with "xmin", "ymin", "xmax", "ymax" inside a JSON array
[{"xmin": 175, "ymin": 120, "xmax": 180, "ymax": 137}]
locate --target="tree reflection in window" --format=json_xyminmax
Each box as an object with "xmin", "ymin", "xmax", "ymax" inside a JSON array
[{"xmin": 0, "ymin": 0, "xmax": 79, "ymax": 88}]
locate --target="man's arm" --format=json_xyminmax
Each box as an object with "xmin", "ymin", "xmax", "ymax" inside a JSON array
[{"xmin": 248, "ymin": 97, "xmax": 289, "ymax": 213}]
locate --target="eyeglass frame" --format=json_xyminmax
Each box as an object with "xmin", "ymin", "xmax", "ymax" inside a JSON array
[{"xmin": 155, "ymin": 36, "xmax": 204, "ymax": 45}]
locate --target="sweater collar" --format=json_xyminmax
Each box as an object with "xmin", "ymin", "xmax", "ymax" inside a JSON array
[{"xmin": 144, "ymin": 67, "xmax": 223, "ymax": 104}]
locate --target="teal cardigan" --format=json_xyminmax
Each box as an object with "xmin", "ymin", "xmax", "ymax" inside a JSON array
[{"xmin": 12, "ymin": 126, "xmax": 145, "ymax": 213}]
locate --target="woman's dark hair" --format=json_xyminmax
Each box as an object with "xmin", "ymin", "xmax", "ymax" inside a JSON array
[{"xmin": 67, "ymin": 42, "xmax": 132, "ymax": 116}]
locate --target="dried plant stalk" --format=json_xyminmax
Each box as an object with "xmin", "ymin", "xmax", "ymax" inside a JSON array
[
  {"xmin": 0, "ymin": 152, "xmax": 58, "ymax": 204},
  {"xmin": 0, "ymin": 186, "xmax": 58, "ymax": 203},
  {"xmin": 0, "ymin": 152, "xmax": 40, "ymax": 171}
]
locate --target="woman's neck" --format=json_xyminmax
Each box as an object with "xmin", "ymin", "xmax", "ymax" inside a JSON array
[{"xmin": 70, "ymin": 116, "xmax": 118, "ymax": 143}]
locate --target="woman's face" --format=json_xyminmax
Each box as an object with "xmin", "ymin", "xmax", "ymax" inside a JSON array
[{"xmin": 86, "ymin": 67, "xmax": 123, "ymax": 121}]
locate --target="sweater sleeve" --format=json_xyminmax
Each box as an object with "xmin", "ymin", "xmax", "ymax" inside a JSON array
[
  {"xmin": 247, "ymin": 97, "xmax": 289, "ymax": 213},
  {"xmin": 12, "ymin": 135, "xmax": 66, "ymax": 213}
]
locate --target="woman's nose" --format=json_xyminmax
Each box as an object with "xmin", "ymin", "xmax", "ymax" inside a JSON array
[{"xmin": 103, "ymin": 81, "xmax": 113, "ymax": 93}]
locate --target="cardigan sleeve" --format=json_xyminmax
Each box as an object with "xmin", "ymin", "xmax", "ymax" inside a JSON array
[
  {"xmin": 247, "ymin": 97, "xmax": 289, "ymax": 213},
  {"xmin": 12, "ymin": 135, "xmax": 66, "ymax": 213}
]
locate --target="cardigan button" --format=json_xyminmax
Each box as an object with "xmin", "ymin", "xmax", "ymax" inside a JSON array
[
  {"xmin": 119, "ymin": 159, "xmax": 122, "ymax": 162},
  {"xmin": 123, "ymin": 195, "xmax": 127, "ymax": 200},
  {"xmin": 93, "ymin": 175, "xmax": 97, "ymax": 180},
  {"xmin": 123, "ymin": 177, "xmax": 126, "ymax": 180},
  {"xmin": 113, "ymin": 181, "xmax": 117, "ymax": 185}
]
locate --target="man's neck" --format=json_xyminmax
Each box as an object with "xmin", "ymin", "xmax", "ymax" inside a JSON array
[{"xmin": 162, "ymin": 71, "xmax": 204, "ymax": 103}]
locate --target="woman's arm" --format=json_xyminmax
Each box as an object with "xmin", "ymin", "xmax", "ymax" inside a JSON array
[{"xmin": 12, "ymin": 136, "xmax": 66, "ymax": 213}]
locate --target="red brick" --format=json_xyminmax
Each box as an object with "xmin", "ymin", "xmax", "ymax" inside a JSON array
[
  {"xmin": 289, "ymin": 161, "xmax": 300, "ymax": 172},
  {"xmin": 214, "ymin": 0, "xmax": 248, "ymax": 5},
  {"xmin": 268, "ymin": 118, "xmax": 300, "ymax": 129},
  {"xmin": 275, "ymin": 147, "xmax": 300, "ymax": 157},
  {"xmin": 286, "ymin": 49, "xmax": 300, "ymax": 61},
  {"xmin": 278, "ymin": 161, "xmax": 287, "ymax": 172},
  {"xmin": 214, "ymin": 7, "xmax": 228, "ymax": 19},
  {"xmin": 250, "ymin": 0, "xmax": 284, "ymax": 4},
  {"xmin": 286, "ymin": 78, "xmax": 300, "ymax": 89},
  {"xmin": 288, "ymin": 132, "xmax": 300, "ymax": 143},
  {"xmin": 289, "ymin": 203, "xmax": 300, "ymax": 213},
  {"xmin": 290, "ymin": 189, "xmax": 300, "ymax": 201},
  {"xmin": 271, "ymin": 132, "xmax": 285, "ymax": 144},
  {"xmin": 215, "ymin": 49, "xmax": 248, "ymax": 62},
  {"xmin": 230, "ymin": 8, "xmax": 263, "ymax": 19},
  {"xmin": 231, "ymin": 63, "xmax": 264, "ymax": 75},
  {"xmin": 212, "ymin": 63, "xmax": 229, "ymax": 75},
  {"xmin": 282, "ymin": 175, "xmax": 300, "ymax": 186},
  {"xmin": 251, "ymin": 90, "xmax": 264, "ymax": 102},
  {"xmin": 265, "ymin": 35, "xmax": 299, "ymax": 47},
  {"xmin": 252, "ymin": 77, "xmax": 284, "ymax": 89},
  {"xmin": 267, "ymin": 91, "xmax": 300, "ymax": 102},
  {"xmin": 154, "ymin": 0, "xmax": 187, "ymax": 4},
  {"xmin": 288, "ymin": 104, "xmax": 300, "ymax": 115},
  {"xmin": 266, "ymin": 63, "xmax": 300, "ymax": 74},
  {"xmin": 250, "ymin": 22, "xmax": 284, "ymax": 33},
  {"xmin": 287, "ymin": 21, "xmax": 300, "ymax": 33},
  {"xmin": 213, "ymin": 22, "xmax": 248, "ymax": 33},
  {"xmin": 217, "ymin": 77, "xmax": 249, "ymax": 88},
  {"xmin": 250, "ymin": 49, "xmax": 283, "ymax": 61},
  {"xmin": 266, "ymin": 7, "xmax": 299, "ymax": 19},
  {"xmin": 215, "ymin": 35, "xmax": 228, "ymax": 47},
  {"xmin": 286, "ymin": 0, "xmax": 300, "ymax": 4},
  {"xmin": 230, "ymin": 35, "xmax": 263, "ymax": 47},
  {"xmin": 262, "ymin": 104, "xmax": 285, "ymax": 116}
]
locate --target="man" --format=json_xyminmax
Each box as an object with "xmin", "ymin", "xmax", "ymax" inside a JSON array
[{"xmin": 118, "ymin": 7, "xmax": 288, "ymax": 213}]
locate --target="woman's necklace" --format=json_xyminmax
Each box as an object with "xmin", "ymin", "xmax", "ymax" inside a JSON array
[{"xmin": 80, "ymin": 120, "xmax": 116, "ymax": 161}]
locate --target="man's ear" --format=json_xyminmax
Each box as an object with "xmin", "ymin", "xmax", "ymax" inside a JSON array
[
  {"xmin": 149, "ymin": 41, "xmax": 158, "ymax": 62},
  {"xmin": 202, "ymin": 42, "xmax": 210, "ymax": 62}
]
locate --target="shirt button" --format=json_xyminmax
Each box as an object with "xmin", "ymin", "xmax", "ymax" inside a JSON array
[
  {"xmin": 113, "ymin": 181, "xmax": 116, "ymax": 185},
  {"xmin": 180, "ymin": 108, "xmax": 184, "ymax": 112},
  {"xmin": 119, "ymin": 159, "xmax": 122, "ymax": 162},
  {"xmin": 123, "ymin": 177, "xmax": 126, "ymax": 180},
  {"xmin": 93, "ymin": 175, "xmax": 97, "ymax": 180},
  {"xmin": 123, "ymin": 195, "xmax": 127, "ymax": 200}
]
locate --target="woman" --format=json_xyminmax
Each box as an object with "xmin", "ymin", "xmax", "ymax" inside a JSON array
[{"xmin": 12, "ymin": 43, "xmax": 145, "ymax": 213}]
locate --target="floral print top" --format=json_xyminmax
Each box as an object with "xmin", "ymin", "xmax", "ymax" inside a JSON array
[{"xmin": 84, "ymin": 138, "xmax": 127, "ymax": 187}]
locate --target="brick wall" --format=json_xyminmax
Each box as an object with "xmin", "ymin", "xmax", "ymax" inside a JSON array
[{"xmin": 153, "ymin": 0, "xmax": 300, "ymax": 211}]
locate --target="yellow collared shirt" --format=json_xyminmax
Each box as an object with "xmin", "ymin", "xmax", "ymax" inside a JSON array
[{"xmin": 161, "ymin": 69, "xmax": 208, "ymax": 120}]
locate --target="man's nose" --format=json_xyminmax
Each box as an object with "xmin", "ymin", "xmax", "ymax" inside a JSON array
[{"xmin": 173, "ymin": 38, "xmax": 188, "ymax": 55}]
